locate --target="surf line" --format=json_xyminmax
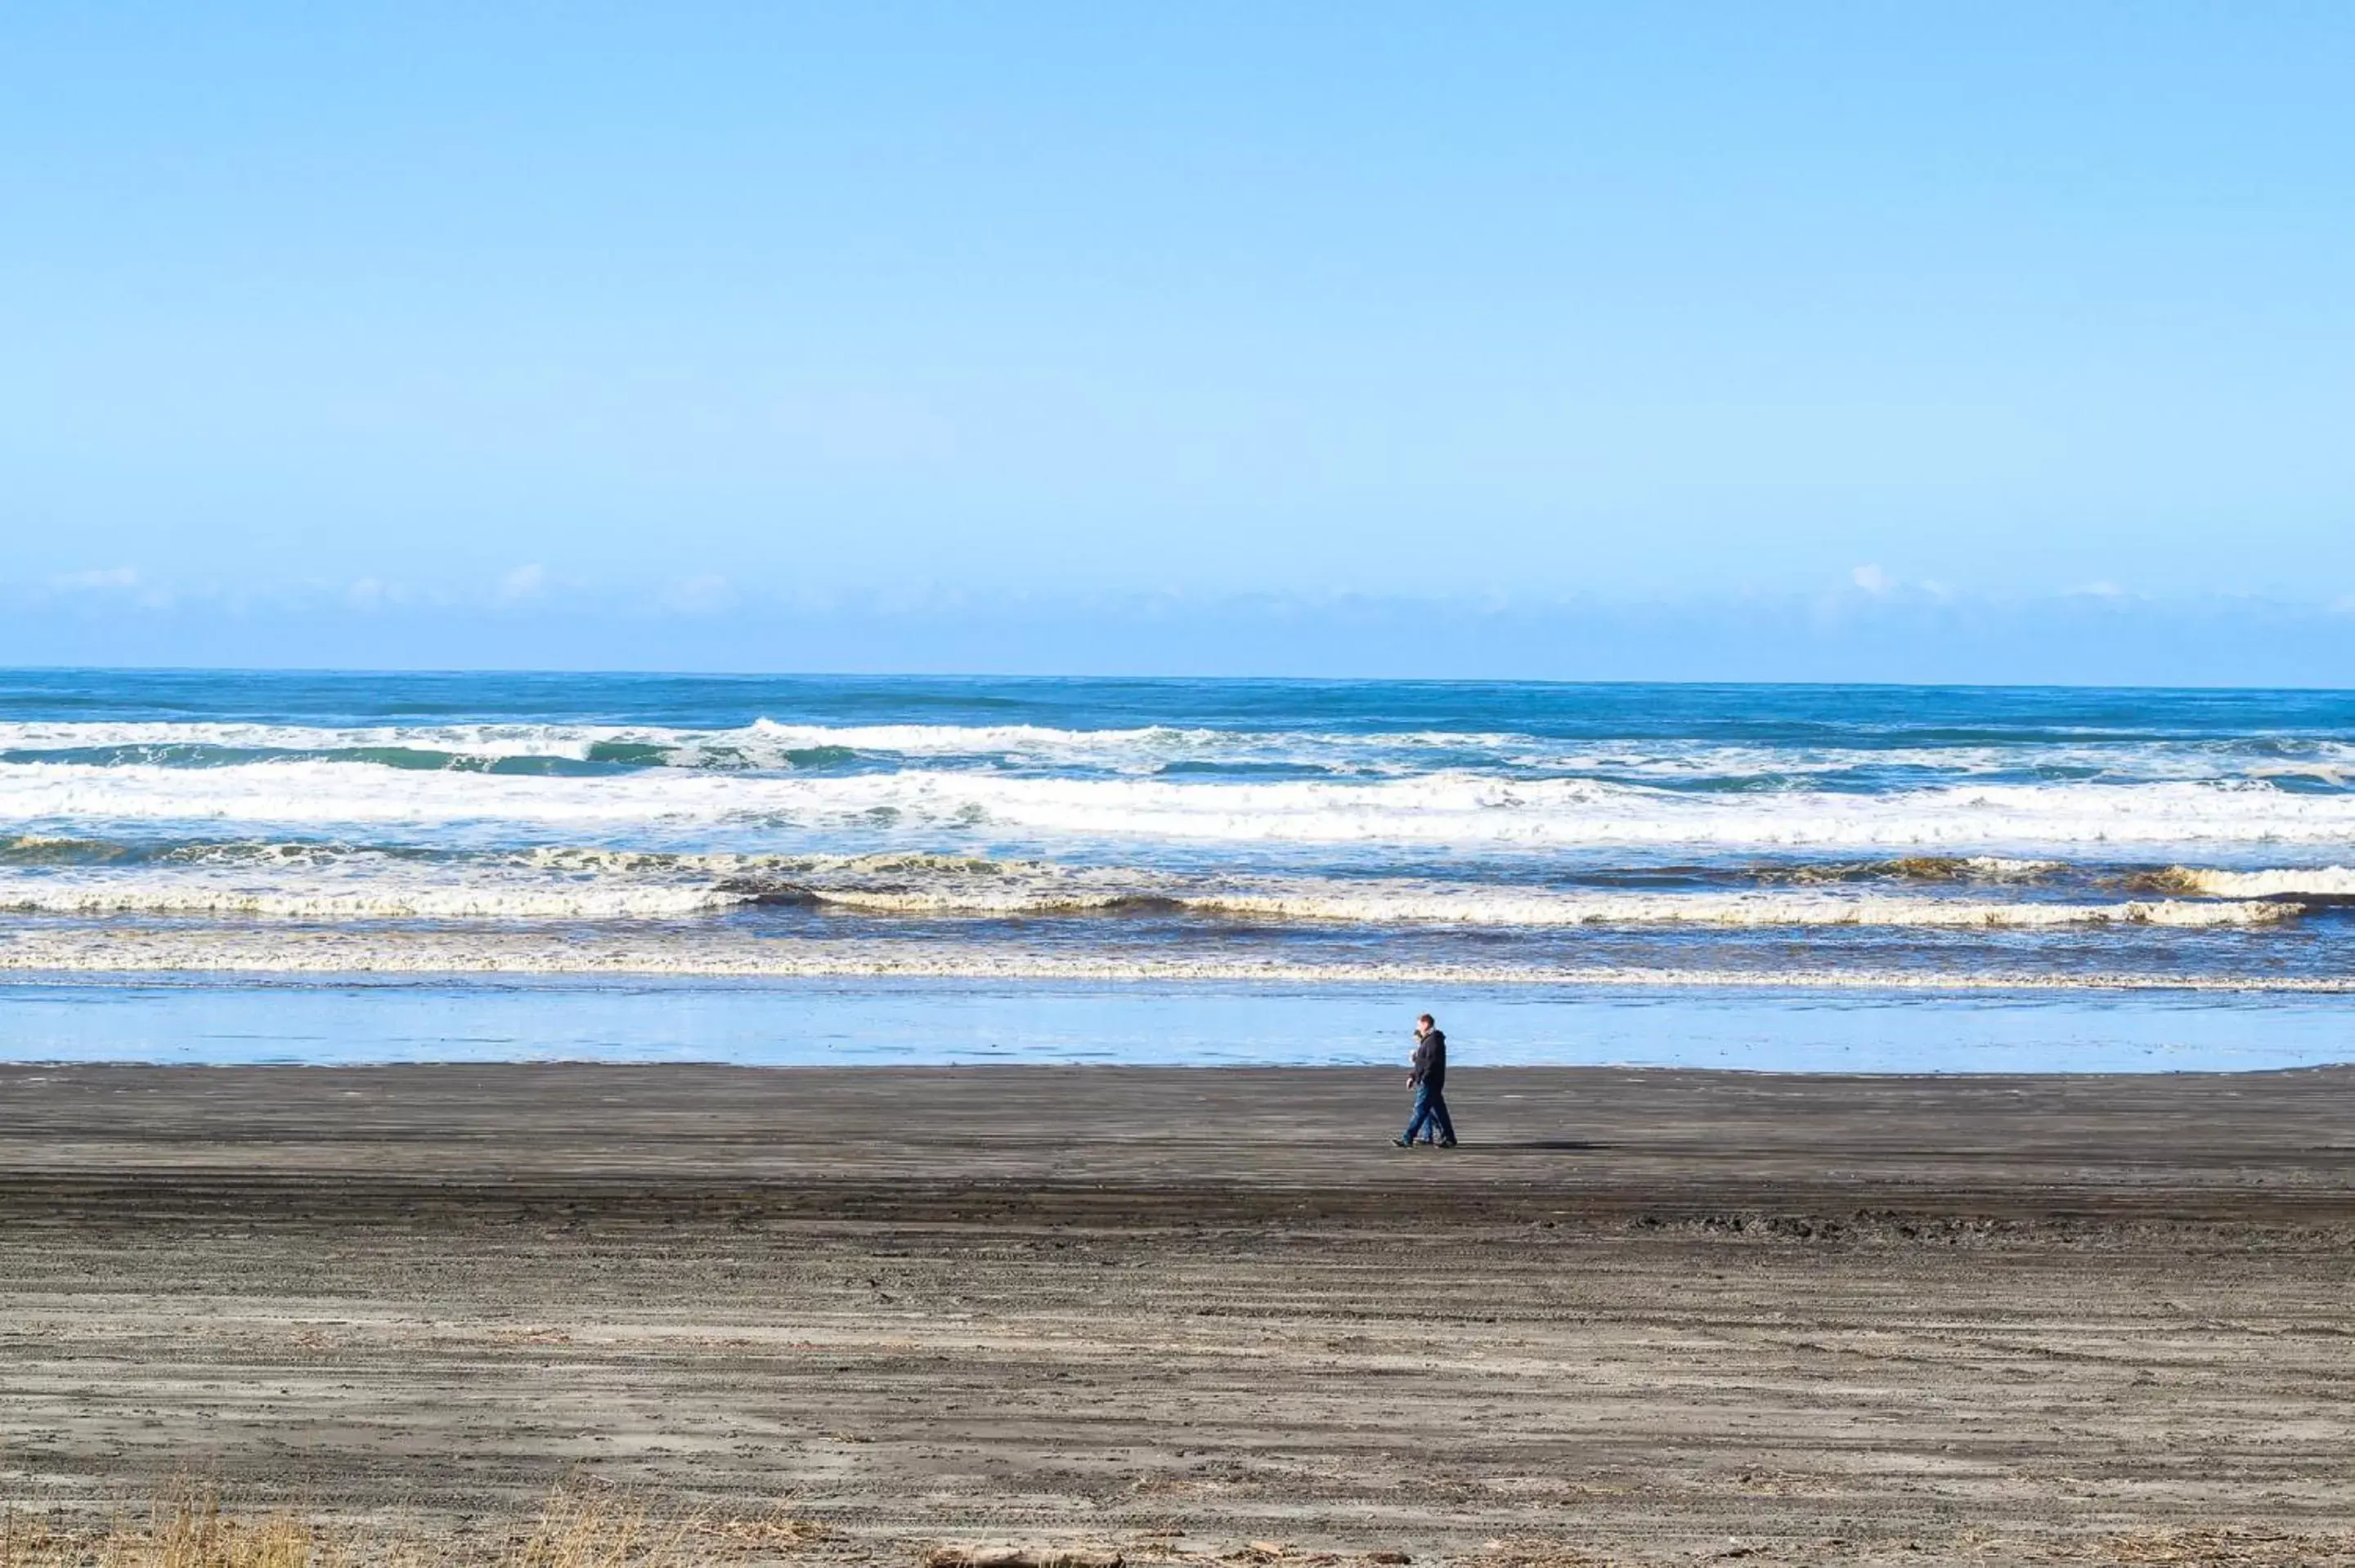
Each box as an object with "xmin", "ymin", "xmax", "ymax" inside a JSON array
[{"xmin": 2, "ymin": 932, "xmax": 2351, "ymax": 994}]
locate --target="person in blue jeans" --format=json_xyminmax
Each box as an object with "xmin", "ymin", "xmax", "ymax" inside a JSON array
[{"xmin": 1394, "ymin": 1013, "xmax": 1457, "ymax": 1148}]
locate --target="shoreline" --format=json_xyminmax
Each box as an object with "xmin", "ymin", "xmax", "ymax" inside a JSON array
[
  {"xmin": 9, "ymin": 979, "xmax": 2353, "ymax": 1078},
  {"xmin": 8, "ymin": 930, "xmax": 2355, "ymax": 991}
]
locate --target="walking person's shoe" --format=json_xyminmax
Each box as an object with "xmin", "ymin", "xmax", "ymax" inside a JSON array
[
  {"xmin": 1438, "ymin": 1137, "xmax": 1459, "ymax": 1149},
  {"xmin": 1392, "ymin": 1136, "xmax": 1414, "ymax": 1148}
]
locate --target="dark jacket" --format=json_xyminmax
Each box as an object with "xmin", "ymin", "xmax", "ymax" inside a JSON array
[{"xmin": 1410, "ymin": 1029, "xmax": 1447, "ymax": 1091}]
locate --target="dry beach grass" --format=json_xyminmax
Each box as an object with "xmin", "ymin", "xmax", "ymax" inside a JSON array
[
  {"xmin": 0, "ymin": 1481, "xmax": 832, "ymax": 1568},
  {"xmin": 9, "ymin": 1494, "xmax": 2355, "ymax": 1568}
]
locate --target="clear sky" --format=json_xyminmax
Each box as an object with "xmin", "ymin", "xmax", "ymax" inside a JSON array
[{"xmin": 4, "ymin": 4, "xmax": 2353, "ymax": 679}]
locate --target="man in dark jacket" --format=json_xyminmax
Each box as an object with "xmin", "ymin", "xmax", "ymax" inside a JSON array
[{"xmin": 1395, "ymin": 1013, "xmax": 1457, "ymax": 1148}]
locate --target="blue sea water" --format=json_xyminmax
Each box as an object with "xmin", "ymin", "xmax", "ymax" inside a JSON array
[
  {"xmin": 3, "ymin": 670, "xmax": 2353, "ymax": 1070},
  {"xmin": 7, "ymin": 978, "xmax": 2350, "ymax": 1076}
]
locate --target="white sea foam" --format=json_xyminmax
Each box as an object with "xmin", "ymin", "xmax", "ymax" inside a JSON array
[
  {"xmin": 0, "ymin": 923, "xmax": 2342, "ymax": 991},
  {"xmin": 0, "ymin": 858, "xmax": 2296, "ymax": 930},
  {"xmin": 1184, "ymin": 890, "xmax": 2291, "ymax": 929},
  {"xmin": 10, "ymin": 719, "xmax": 2355, "ymax": 784},
  {"xmin": 0, "ymin": 885, "xmax": 740, "ymax": 919},
  {"xmin": 0, "ymin": 721, "xmax": 641, "ymax": 763},
  {"xmin": 0, "ymin": 719, "xmax": 1253, "ymax": 771},
  {"xmin": 812, "ymin": 882, "xmax": 2294, "ymax": 930},
  {"xmin": 1956, "ymin": 856, "xmax": 2066, "ymax": 879},
  {"xmin": 11, "ymin": 758, "xmax": 2355, "ymax": 853},
  {"xmin": 2164, "ymin": 866, "xmax": 2355, "ymax": 898}
]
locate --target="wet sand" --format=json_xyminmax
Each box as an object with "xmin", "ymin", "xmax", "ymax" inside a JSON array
[{"xmin": 4, "ymin": 1063, "xmax": 2355, "ymax": 1564}]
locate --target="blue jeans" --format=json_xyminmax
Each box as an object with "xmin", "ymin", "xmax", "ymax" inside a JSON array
[{"xmin": 1404, "ymin": 1082, "xmax": 1456, "ymax": 1144}]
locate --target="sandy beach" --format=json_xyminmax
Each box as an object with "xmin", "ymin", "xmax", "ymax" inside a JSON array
[{"xmin": 4, "ymin": 1062, "xmax": 2354, "ymax": 1564}]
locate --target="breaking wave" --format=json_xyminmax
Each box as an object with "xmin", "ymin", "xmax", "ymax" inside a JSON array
[
  {"xmin": 11, "ymin": 761, "xmax": 2355, "ymax": 851},
  {"xmin": 10, "ymin": 717, "xmax": 2355, "ymax": 786},
  {"xmin": 0, "ymin": 867, "xmax": 2299, "ymax": 930},
  {"xmin": 806, "ymin": 883, "xmax": 2294, "ymax": 930},
  {"xmin": 7, "ymin": 683, "xmax": 2353, "ymax": 997},
  {"xmin": 2146, "ymin": 865, "xmax": 2355, "ymax": 898}
]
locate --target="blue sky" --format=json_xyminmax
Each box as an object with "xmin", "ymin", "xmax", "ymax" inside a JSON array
[{"xmin": 4, "ymin": 4, "xmax": 2353, "ymax": 679}]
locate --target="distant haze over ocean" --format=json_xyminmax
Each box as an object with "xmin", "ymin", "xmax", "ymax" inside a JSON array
[{"xmin": 7, "ymin": 589, "xmax": 2355, "ymax": 688}]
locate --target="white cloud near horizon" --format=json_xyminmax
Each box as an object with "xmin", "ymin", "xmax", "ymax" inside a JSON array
[
  {"xmin": 5, "ymin": 574, "xmax": 2354, "ymax": 688},
  {"xmin": 492, "ymin": 564, "xmax": 549, "ymax": 606}
]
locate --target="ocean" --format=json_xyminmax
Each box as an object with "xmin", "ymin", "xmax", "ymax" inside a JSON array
[{"xmin": 4, "ymin": 669, "xmax": 2353, "ymax": 1071}]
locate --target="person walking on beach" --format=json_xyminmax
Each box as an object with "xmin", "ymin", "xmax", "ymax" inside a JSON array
[{"xmin": 1395, "ymin": 1013, "xmax": 1457, "ymax": 1148}]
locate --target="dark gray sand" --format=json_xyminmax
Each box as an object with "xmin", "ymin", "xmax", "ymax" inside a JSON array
[{"xmin": 5, "ymin": 1063, "xmax": 2355, "ymax": 1564}]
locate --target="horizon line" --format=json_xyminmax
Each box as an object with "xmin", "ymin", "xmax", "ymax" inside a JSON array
[{"xmin": 8, "ymin": 661, "xmax": 2355, "ymax": 697}]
